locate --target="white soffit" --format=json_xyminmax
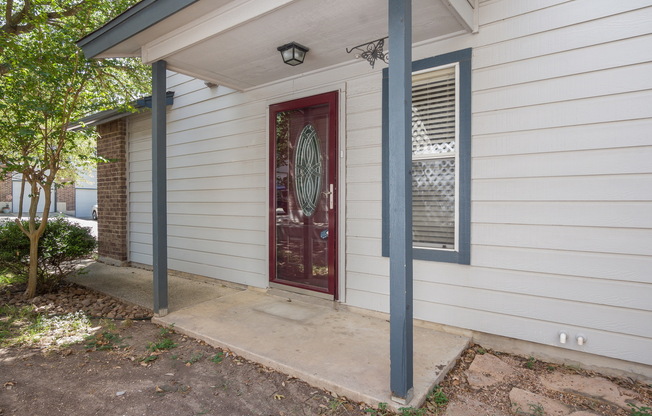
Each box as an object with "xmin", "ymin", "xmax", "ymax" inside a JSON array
[{"xmin": 104, "ymin": 0, "xmax": 470, "ymax": 90}]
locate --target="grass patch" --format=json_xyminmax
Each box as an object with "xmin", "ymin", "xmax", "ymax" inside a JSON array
[
  {"xmin": 0, "ymin": 270, "xmax": 25, "ymax": 288},
  {"xmin": 629, "ymin": 404, "xmax": 652, "ymax": 416},
  {"xmin": 0, "ymin": 306, "xmax": 94, "ymax": 349},
  {"xmin": 0, "ymin": 304, "xmax": 39, "ymax": 347},
  {"xmin": 210, "ymin": 352, "xmax": 225, "ymax": 364},
  {"xmin": 148, "ymin": 337, "xmax": 177, "ymax": 352}
]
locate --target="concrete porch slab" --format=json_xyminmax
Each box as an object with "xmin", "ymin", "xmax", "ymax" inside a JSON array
[
  {"xmin": 154, "ymin": 289, "xmax": 469, "ymax": 411},
  {"xmin": 68, "ymin": 262, "xmax": 241, "ymax": 311},
  {"xmin": 70, "ymin": 262, "xmax": 469, "ymax": 411}
]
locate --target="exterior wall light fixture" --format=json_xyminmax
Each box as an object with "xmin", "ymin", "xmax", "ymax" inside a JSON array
[{"xmin": 277, "ymin": 42, "xmax": 309, "ymax": 66}]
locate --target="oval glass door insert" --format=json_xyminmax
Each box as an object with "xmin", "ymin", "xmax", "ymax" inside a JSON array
[{"xmin": 294, "ymin": 124, "xmax": 322, "ymax": 217}]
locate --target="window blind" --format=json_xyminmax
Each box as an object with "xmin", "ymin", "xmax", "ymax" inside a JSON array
[{"xmin": 411, "ymin": 66, "xmax": 456, "ymax": 249}]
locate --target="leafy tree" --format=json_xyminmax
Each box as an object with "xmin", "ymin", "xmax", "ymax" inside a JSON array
[{"xmin": 0, "ymin": 0, "xmax": 150, "ymax": 297}]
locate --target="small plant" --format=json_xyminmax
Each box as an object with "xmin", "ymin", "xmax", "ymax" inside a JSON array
[
  {"xmin": 327, "ymin": 398, "xmax": 345, "ymax": 411},
  {"xmin": 629, "ymin": 404, "xmax": 652, "ymax": 416},
  {"xmin": 398, "ymin": 407, "xmax": 425, "ymax": 416},
  {"xmin": 147, "ymin": 337, "xmax": 177, "ymax": 352},
  {"xmin": 365, "ymin": 402, "xmax": 391, "ymax": 416},
  {"xmin": 428, "ymin": 386, "xmax": 449, "ymax": 407},
  {"xmin": 210, "ymin": 352, "xmax": 225, "ymax": 364},
  {"xmin": 524, "ymin": 356, "xmax": 536, "ymax": 369},
  {"xmin": 0, "ymin": 217, "xmax": 96, "ymax": 293},
  {"xmin": 141, "ymin": 354, "xmax": 158, "ymax": 363},
  {"xmin": 159, "ymin": 324, "xmax": 175, "ymax": 337},
  {"xmin": 185, "ymin": 352, "xmax": 204, "ymax": 365}
]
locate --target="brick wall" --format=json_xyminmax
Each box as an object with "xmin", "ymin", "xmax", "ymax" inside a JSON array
[
  {"xmin": 56, "ymin": 183, "xmax": 75, "ymax": 212},
  {"xmin": 0, "ymin": 172, "xmax": 12, "ymax": 209},
  {"xmin": 96, "ymin": 119, "xmax": 128, "ymax": 265}
]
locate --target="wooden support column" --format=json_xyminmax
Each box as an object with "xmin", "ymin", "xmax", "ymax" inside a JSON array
[
  {"xmin": 152, "ymin": 60, "xmax": 168, "ymax": 316},
  {"xmin": 388, "ymin": 0, "xmax": 414, "ymax": 404}
]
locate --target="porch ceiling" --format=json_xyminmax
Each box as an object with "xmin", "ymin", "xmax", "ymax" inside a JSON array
[{"xmin": 83, "ymin": 0, "xmax": 472, "ymax": 90}]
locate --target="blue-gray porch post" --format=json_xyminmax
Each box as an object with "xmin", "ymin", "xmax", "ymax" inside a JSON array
[
  {"xmin": 152, "ymin": 60, "xmax": 168, "ymax": 316},
  {"xmin": 388, "ymin": 0, "xmax": 413, "ymax": 404}
]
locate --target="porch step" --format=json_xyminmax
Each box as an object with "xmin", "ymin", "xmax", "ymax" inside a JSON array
[{"xmin": 154, "ymin": 289, "xmax": 469, "ymax": 411}]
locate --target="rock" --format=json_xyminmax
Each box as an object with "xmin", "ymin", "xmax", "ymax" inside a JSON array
[
  {"xmin": 509, "ymin": 388, "xmax": 571, "ymax": 416},
  {"xmin": 541, "ymin": 373, "xmax": 639, "ymax": 410},
  {"xmin": 443, "ymin": 393, "xmax": 508, "ymax": 416},
  {"xmin": 466, "ymin": 354, "xmax": 516, "ymax": 388}
]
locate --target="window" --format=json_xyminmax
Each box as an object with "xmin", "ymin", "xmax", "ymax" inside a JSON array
[{"xmin": 382, "ymin": 48, "xmax": 471, "ymax": 264}]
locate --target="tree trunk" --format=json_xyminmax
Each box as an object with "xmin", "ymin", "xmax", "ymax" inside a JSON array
[
  {"xmin": 25, "ymin": 234, "xmax": 39, "ymax": 298},
  {"xmin": 19, "ymin": 175, "xmax": 25, "ymax": 218},
  {"xmin": 22, "ymin": 180, "xmax": 51, "ymax": 298}
]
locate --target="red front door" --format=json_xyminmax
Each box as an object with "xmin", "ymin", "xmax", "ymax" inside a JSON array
[{"xmin": 269, "ymin": 92, "xmax": 338, "ymax": 297}]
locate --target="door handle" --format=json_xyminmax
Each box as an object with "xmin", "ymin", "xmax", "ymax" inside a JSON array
[{"xmin": 322, "ymin": 184, "xmax": 334, "ymax": 210}]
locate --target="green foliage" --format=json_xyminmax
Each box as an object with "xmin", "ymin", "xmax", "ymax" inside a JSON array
[
  {"xmin": 428, "ymin": 386, "xmax": 449, "ymax": 407},
  {"xmin": 159, "ymin": 324, "xmax": 175, "ymax": 337},
  {"xmin": 0, "ymin": 217, "xmax": 96, "ymax": 292},
  {"xmin": 0, "ymin": 0, "xmax": 149, "ymax": 297},
  {"xmin": 0, "ymin": 304, "xmax": 38, "ymax": 346},
  {"xmin": 210, "ymin": 352, "xmax": 225, "ymax": 364},
  {"xmin": 147, "ymin": 337, "xmax": 178, "ymax": 352},
  {"xmin": 364, "ymin": 402, "xmax": 391, "ymax": 416},
  {"xmin": 629, "ymin": 404, "xmax": 652, "ymax": 416},
  {"xmin": 524, "ymin": 356, "xmax": 536, "ymax": 370}
]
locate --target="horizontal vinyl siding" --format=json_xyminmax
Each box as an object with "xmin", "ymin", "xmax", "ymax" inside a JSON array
[
  {"xmin": 122, "ymin": 0, "xmax": 652, "ymax": 368},
  {"xmin": 126, "ymin": 75, "xmax": 269, "ymax": 288},
  {"xmin": 345, "ymin": 0, "xmax": 652, "ymax": 366}
]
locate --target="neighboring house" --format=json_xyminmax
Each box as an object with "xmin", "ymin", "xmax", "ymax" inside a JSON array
[
  {"xmin": 0, "ymin": 171, "xmax": 97, "ymax": 218},
  {"xmin": 78, "ymin": 0, "xmax": 652, "ymax": 383}
]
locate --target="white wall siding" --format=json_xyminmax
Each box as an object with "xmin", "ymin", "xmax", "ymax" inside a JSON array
[
  {"xmin": 344, "ymin": 0, "xmax": 652, "ymax": 366},
  {"xmin": 123, "ymin": 0, "xmax": 652, "ymax": 368},
  {"xmin": 126, "ymin": 75, "xmax": 269, "ymax": 288}
]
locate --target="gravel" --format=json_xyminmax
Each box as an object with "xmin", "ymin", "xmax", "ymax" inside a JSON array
[{"xmin": 1, "ymin": 283, "xmax": 152, "ymax": 320}]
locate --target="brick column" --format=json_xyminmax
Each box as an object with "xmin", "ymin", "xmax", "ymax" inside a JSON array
[
  {"xmin": 96, "ymin": 119, "xmax": 128, "ymax": 265},
  {"xmin": 0, "ymin": 171, "xmax": 12, "ymax": 212},
  {"xmin": 56, "ymin": 183, "xmax": 75, "ymax": 213}
]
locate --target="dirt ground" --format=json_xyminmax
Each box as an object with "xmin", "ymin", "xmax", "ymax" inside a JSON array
[
  {"xmin": 0, "ymin": 318, "xmax": 370, "ymax": 416},
  {"xmin": 1, "ymin": 283, "xmax": 651, "ymax": 416}
]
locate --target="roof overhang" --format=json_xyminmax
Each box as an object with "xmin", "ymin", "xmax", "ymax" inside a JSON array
[
  {"xmin": 68, "ymin": 92, "xmax": 175, "ymax": 130},
  {"xmin": 79, "ymin": 0, "xmax": 476, "ymax": 91}
]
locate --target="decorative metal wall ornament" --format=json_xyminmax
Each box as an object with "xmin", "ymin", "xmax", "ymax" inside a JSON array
[{"xmin": 346, "ymin": 37, "xmax": 389, "ymax": 68}]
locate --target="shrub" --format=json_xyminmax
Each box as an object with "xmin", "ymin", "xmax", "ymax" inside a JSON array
[{"xmin": 0, "ymin": 217, "xmax": 96, "ymax": 292}]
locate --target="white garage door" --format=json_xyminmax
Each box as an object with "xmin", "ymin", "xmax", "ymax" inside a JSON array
[
  {"xmin": 12, "ymin": 180, "xmax": 51, "ymax": 214},
  {"xmin": 75, "ymin": 188, "xmax": 97, "ymax": 219}
]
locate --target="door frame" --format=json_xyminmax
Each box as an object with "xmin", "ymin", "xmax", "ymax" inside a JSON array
[{"xmin": 268, "ymin": 90, "xmax": 339, "ymax": 299}]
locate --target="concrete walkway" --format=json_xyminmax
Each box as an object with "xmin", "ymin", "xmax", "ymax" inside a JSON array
[{"xmin": 70, "ymin": 262, "xmax": 469, "ymax": 411}]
